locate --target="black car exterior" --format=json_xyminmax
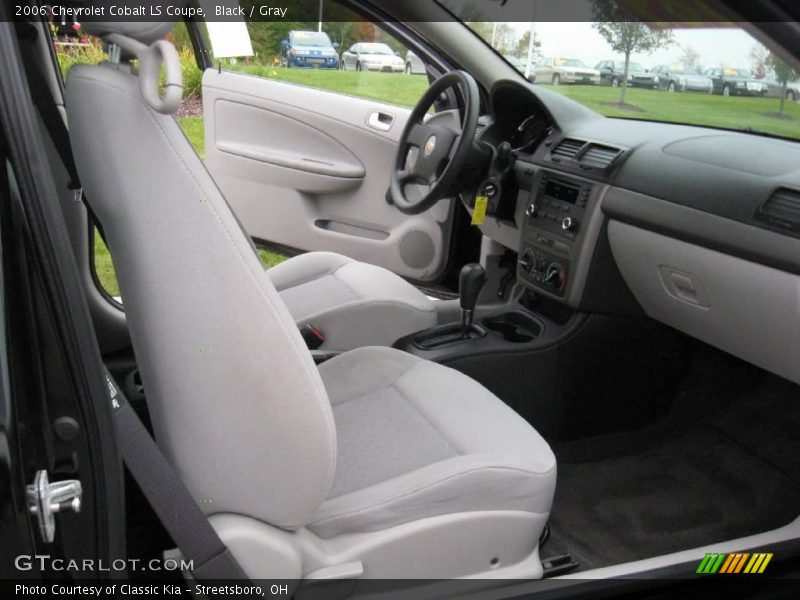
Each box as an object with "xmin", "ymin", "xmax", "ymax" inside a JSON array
[
  {"xmin": 704, "ymin": 67, "xmax": 767, "ymax": 96},
  {"xmin": 595, "ymin": 60, "xmax": 658, "ymax": 88}
]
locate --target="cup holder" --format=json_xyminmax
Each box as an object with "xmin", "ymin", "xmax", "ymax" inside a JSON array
[{"xmin": 482, "ymin": 311, "xmax": 542, "ymax": 344}]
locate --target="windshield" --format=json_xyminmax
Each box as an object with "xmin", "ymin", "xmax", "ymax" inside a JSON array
[
  {"xmin": 669, "ymin": 65, "xmax": 699, "ymax": 74},
  {"xmin": 722, "ymin": 68, "xmax": 752, "ymax": 78},
  {"xmin": 555, "ymin": 58, "xmax": 586, "ymax": 67},
  {"xmin": 448, "ymin": 3, "xmax": 800, "ymax": 140},
  {"xmin": 616, "ymin": 61, "xmax": 645, "ymax": 71},
  {"xmin": 291, "ymin": 31, "xmax": 332, "ymax": 47},
  {"xmin": 359, "ymin": 43, "xmax": 394, "ymax": 55}
]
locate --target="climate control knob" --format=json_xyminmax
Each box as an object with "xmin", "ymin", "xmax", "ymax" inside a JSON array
[
  {"xmin": 519, "ymin": 250, "xmax": 534, "ymax": 272},
  {"xmin": 561, "ymin": 216, "xmax": 578, "ymax": 232},
  {"xmin": 525, "ymin": 202, "xmax": 539, "ymax": 218},
  {"xmin": 544, "ymin": 262, "xmax": 566, "ymax": 291}
]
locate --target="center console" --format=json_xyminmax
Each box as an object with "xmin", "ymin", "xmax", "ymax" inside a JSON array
[{"xmin": 517, "ymin": 171, "xmax": 602, "ymax": 304}]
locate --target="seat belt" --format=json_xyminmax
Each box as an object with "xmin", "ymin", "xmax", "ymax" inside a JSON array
[
  {"xmin": 15, "ymin": 24, "xmax": 248, "ymax": 582},
  {"xmin": 16, "ymin": 24, "xmax": 111, "ymax": 244},
  {"xmin": 16, "ymin": 24, "xmax": 82, "ymax": 193},
  {"xmin": 104, "ymin": 369, "xmax": 249, "ymax": 580}
]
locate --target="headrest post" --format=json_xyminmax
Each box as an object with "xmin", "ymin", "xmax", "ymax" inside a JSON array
[
  {"xmin": 103, "ymin": 33, "xmax": 183, "ymax": 115},
  {"xmin": 108, "ymin": 43, "xmax": 122, "ymax": 65}
]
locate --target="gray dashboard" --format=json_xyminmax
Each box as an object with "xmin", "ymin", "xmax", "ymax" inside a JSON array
[
  {"xmin": 477, "ymin": 79, "xmax": 800, "ymax": 281},
  {"xmin": 474, "ymin": 80, "xmax": 800, "ymax": 386}
]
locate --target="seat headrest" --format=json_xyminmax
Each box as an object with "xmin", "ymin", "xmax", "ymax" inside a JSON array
[{"xmin": 81, "ymin": 22, "xmax": 176, "ymax": 46}]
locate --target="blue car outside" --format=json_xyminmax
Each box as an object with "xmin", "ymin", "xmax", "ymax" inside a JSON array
[{"xmin": 281, "ymin": 31, "xmax": 340, "ymax": 69}]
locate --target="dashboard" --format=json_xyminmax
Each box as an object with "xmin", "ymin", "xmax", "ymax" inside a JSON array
[{"xmin": 468, "ymin": 79, "xmax": 800, "ymax": 386}]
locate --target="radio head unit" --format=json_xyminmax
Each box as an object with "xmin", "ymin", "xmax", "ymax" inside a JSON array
[{"xmin": 518, "ymin": 173, "xmax": 594, "ymax": 298}]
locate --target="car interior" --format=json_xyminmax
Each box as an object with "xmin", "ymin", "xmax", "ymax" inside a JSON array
[{"xmin": 6, "ymin": 0, "xmax": 800, "ymax": 594}]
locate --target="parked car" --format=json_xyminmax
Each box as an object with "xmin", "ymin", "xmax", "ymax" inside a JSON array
[
  {"xmin": 650, "ymin": 64, "xmax": 713, "ymax": 93},
  {"xmin": 280, "ymin": 30, "xmax": 340, "ymax": 69},
  {"xmin": 503, "ymin": 54, "xmax": 527, "ymax": 73},
  {"xmin": 340, "ymin": 42, "xmax": 405, "ymax": 72},
  {"xmin": 533, "ymin": 57, "xmax": 600, "ymax": 85},
  {"xmin": 596, "ymin": 60, "xmax": 659, "ymax": 88},
  {"xmin": 761, "ymin": 73, "xmax": 800, "ymax": 101},
  {"xmin": 405, "ymin": 49, "xmax": 426, "ymax": 74},
  {"xmin": 704, "ymin": 67, "xmax": 767, "ymax": 96}
]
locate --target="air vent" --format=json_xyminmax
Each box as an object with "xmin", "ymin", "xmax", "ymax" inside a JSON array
[
  {"xmin": 551, "ymin": 138, "xmax": 585, "ymax": 160},
  {"xmin": 579, "ymin": 143, "xmax": 622, "ymax": 169},
  {"xmin": 755, "ymin": 188, "xmax": 800, "ymax": 235}
]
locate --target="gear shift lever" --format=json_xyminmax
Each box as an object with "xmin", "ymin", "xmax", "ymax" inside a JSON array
[{"xmin": 459, "ymin": 263, "xmax": 487, "ymax": 336}]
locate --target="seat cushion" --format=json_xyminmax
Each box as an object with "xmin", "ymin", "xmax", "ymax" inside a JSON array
[
  {"xmin": 309, "ymin": 347, "xmax": 557, "ymax": 538},
  {"xmin": 267, "ymin": 252, "xmax": 436, "ymax": 350}
]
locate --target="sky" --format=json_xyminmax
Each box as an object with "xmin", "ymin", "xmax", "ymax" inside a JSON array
[{"xmin": 510, "ymin": 22, "xmax": 764, "ymax": 71}]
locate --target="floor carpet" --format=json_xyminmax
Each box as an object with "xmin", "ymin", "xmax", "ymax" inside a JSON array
[{"xmin": 543, "ymin": 368, "xmax": 800, "ymax": 571}]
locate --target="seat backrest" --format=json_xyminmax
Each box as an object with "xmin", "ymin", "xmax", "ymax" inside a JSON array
[{"xmin": 65, "ymin": 24, "xmax": 337, "ymax": 530}]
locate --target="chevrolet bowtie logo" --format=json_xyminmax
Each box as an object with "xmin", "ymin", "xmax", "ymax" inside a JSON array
[{"xmin": 424, "ymin": 135, "xmax": 437, "ymax": 157}]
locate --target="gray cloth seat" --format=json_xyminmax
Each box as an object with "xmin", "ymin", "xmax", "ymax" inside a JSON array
[
  {"xmin": 311, "ymin": 347, "xmax": 556, "ymax": 538},
  {"xmin": 64, "ymin": 22, "xmax": 557, "ymax": 578},
  {"xmin": 267, "ymin": 252, "xmax": 436, "ymax": 351}
]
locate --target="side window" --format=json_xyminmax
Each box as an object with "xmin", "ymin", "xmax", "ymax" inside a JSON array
[{"xmin": 214, "ymin": 5, "xmax": 432, "ymax": 109}]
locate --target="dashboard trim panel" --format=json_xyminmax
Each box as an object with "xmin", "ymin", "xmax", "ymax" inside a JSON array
[{"xmin": 603, "ymin": 187, "xmax": 800, "ymax": 277}]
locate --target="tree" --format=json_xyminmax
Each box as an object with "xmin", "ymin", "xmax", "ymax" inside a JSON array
[
  {"xmin": 767, "ymin": 52, "xmax": 799, "ymax": 115},
  {"xmin": 514, "ymin": 31, "xmax": 542, "ymax": 60},
  {"xmin": 749, "ymin": 44, "xmax": 769, "ymax": 79},
  {"xmin": 244, "ymin": 21, "xmax": 302, "ymax": 63},
  {"xmin": 468, "ymin": 22, "xmax": 518, "ymax": 55},
  {"xmin": 678, "ymin": 45, "xmax": 702, "ymax": 74},
  {"xmin": 592, "ymin": 0, "xmax": 674, "ymax": 106},
  {"xmin": 322, "ymin": 21, "xmax": 360, "ymax": 53}
]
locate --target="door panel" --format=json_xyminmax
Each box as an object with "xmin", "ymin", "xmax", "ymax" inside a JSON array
[{"xmin": 203, "ymin": 69, "xmax": 454, "ymax": 282}]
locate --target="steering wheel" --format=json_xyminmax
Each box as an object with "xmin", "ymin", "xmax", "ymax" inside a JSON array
[{"xmin": 390, "ymin": 70, "xmax": 481, "ymax": 215}]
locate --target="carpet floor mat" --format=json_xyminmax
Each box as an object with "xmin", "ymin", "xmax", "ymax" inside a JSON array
[{"xmin": 543, "ymin": 375, "xmax": 800, "ymax": 572}]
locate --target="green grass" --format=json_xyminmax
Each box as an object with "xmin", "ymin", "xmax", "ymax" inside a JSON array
[
  {"xmin": 545, "ymin": 85, "xmax": 800, "ymax": 139},
  {"xmin": 228, "ymin": 64, "xmax": 430, "ymax": 108},
  {"xmin": 92, "ymin": 116, "xmax": 284, "ymax": 298},
  {"xmin": 93, "ymin": 230, "xmax": 120, "ymax": 297},
  {"xmin": 178, "ymin": 116, "xmax": 206, "ymax": 159}
]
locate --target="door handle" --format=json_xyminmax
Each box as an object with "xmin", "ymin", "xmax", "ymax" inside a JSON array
[{"xmin": 367, "ymin": 110, "xmax": 394, "ymax": 132}]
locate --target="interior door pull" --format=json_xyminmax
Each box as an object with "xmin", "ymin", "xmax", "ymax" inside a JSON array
[{"xmin": 367, "ymin": 110, "xmax": 394, "ymax": 132}]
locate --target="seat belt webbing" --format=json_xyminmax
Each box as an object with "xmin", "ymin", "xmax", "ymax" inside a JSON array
[
  {"xmin": 17, "ymin": 29, "xmax": 82, "ymax": 191},
  {"xmin": 106, "ymin": 369, "xmax": 249, "ymax": 580}
]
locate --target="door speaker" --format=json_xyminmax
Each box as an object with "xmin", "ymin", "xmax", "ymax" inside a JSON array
[{"xmin": 399, "ymin": 229, "xmax": 435, "ymax": 270}]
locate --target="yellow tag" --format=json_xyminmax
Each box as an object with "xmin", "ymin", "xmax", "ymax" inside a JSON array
[{"xmin": 471, "ymin": 195, "xmax": 489, "ymax": 225}]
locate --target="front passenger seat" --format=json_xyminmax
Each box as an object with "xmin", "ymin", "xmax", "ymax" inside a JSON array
[
  {"xmin": 267, "ymin": 251, "xmax": 436, "ymax": 351},
  {"xmin": 65, "ymin": 21, "xmax": 556, "ymax": 581}
]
